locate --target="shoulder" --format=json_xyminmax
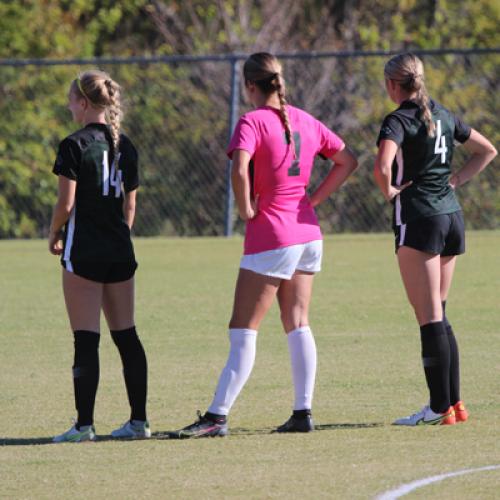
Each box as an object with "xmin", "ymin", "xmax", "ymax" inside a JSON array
[{"xmin": 119, "ymin": 133, "xmax": 137, "ymax": 152}]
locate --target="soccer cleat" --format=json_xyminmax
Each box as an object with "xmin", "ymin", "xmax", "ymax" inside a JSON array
[
  {"xmin": 53, "ymin": 422, "xmax": 96, "ymax": 443},
  {"xmin": 276, "ymin": 413, "xmax": 314, "ymax": 433},
  {"xmin": 169, "ymin": 411, "xmax": 228, "ymax": 439},
  {"xmin": 393, "ymin": 405, "xmax": 456, "ymax": 426},
  {"xmin": 453, "ymin": 401, "xmax": 469, "ymax": 423},
  {"xmin": 111, "ymin": 420, "xmax": 152, "ymax": 439}
]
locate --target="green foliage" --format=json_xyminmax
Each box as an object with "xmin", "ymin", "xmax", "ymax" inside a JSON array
[{"xmin": 0, "ymin": 0, "xmax": 498, "ymax": 237}]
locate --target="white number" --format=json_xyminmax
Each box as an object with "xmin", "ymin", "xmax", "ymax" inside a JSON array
[
  {"xmin": 102, "ymin": 151, "xmax": 122, "ymax": 198},
  {"xmin": 434, "ymin": 119, "xmax": 448, "ymax": 164}
]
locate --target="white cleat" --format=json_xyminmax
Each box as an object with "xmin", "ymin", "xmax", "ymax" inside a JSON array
[
  {"xmin": 393, "ymin": 405, "xmax": 455, "ymax": 426},
  {"xmin": 111, "ymin": 420, "xmax": 151, "ymax": 439},
  {"xmin": 53, "ymin": 423, "xmax": 96, "ymax": 443}
]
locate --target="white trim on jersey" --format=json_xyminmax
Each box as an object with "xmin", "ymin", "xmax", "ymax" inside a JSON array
[
  {"xmin": 395, "ymin": 148, "xmax": 404, "ymax": 226},
  {"xmin": 399, "ymin": 223, "xmax": 407, "ymax": 246},
  {"xmin": 63, "ymin": 206, "xmax": 76, "ymax": 272}
]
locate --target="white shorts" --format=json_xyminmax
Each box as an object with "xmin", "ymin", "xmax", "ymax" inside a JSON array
[{"xmin": 240, "ymin": 240, "xmax": 323, "ymax": 280}]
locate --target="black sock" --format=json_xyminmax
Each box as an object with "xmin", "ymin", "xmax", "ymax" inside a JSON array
[
  {"xmin": 293, "ymin": 409, "xmax": 312, "ymax": 419},
  {"xmin": 204, "ymin": 411, "xmax": 227, "ymax": 423},
  {"xmin": 73, "ymin": 331, "xmax": 100, "ymax": 428},
  {"xmin": 111, "ymin": 326, "xmax": 148, "ymax": 422},
  {"xmin": 420, "ymin": 322, "xmax": 451, "ymax": 413},
  {"xmin": 442, "ymin": 301, "xmax": 460, "ymax": 405}
]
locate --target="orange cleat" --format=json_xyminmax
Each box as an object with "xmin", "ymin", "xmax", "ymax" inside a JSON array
[
  {"xmin": 453, "ymin": 401, "xmax": 469, "ymax": 423},
  {"xmin": 441, "ymin": 406, "xmax": 456, "ymax": 425}
]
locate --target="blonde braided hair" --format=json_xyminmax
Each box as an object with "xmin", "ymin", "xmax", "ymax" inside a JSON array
[
  {"xmin": 384, "ymin": 53, "xmax": 435, "ymax": 137},
  {"xmin": 71, "ymin": 70, "xmax": 123, "ymax": 150},
  {"xmin": 243, "ymin": 53, "xmax": 295, "ymax": 157}
]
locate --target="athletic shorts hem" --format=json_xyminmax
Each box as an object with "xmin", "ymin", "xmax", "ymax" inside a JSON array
[
  {"xmin": 239, "ymin": 240, "xmax": 323, "ymax": 280},
  {"xmin": 61, "ymin": 260, "xmax": 137, "ymax": 283}
]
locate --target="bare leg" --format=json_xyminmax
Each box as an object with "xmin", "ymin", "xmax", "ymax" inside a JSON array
[
  {"xmin": 229, "ymin": 269, "xmax": 281, "ymax": 329},
  {"xmin": 102, "ymin": 277, "xmax": 135, "ymax": 331},
  {"xmin": 397, "ymin": 247, "xmax": 442, "ymax": 325},
  {"xmin": 397, "ymin": 247, "xmax": 450, "ymax": 413},
  {"xmin": 62, "ymin": 268, "xmax": 102, "ymax": 331}
]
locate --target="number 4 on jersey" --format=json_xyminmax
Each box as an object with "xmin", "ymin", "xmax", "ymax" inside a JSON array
[
  {"xmin": 102, "ymin": 150, "xmax": 122, "ymax": 197},
  {"xmin": 434, "ymin": 119, "xmax": 448, "ymax": 164}
]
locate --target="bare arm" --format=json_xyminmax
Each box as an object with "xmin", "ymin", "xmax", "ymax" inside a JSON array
[
  {"xmin": 231, "ymin": 149, "xmax": 256, "ymax": 221},
  {"xmin": 309, "ymin": 146, "xmax": 358, "ymax": 208},
  {"xmin": 374, "ymin": 139, "xmax": 412, "ymax": 201},
  {"xmin": 123, "ymin": 189, "xmax": 137, "ymax": 229},
  {"xmin": 450, "ymin": 129, "xmax": 497, "ymax": 188},
  {"xmin": 48, "ymin": 176, "xmax": 76, "ymax": 255}
]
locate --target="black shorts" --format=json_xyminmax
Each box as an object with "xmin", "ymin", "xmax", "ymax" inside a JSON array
[
  {"xmin": 394, "ymin": 211, "xmax": 465, "ymax": 256},
  {"xmin": 61, "ymin": 260, "xmax": 137, "ymax": 283}
]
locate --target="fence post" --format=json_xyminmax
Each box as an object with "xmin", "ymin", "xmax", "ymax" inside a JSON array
[{"xmin": 224, "ymin": 57, "xmax": 240, "ymax": 236}]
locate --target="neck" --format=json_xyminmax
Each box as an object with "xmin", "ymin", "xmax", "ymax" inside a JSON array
[
  {"xmin": 254, "ymin": 93, "xmax": 281, "ymax": 109},
  {"xmin": 395, "ymin": 90, "xmax": 418, "ymax": 105},
  {"xmin": 83, "ymin": 109, "xmax": 107, "ymax": 126}
]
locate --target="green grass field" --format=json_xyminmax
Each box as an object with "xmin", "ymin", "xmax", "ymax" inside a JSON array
[{"xmin": 0, "ymin": 232, "xmax": 499, "ymax": 499}]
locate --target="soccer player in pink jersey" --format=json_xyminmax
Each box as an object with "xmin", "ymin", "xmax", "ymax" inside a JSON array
[{"xmin": 173, "ymin": 53, "xmax": 357, "ymax": 438}]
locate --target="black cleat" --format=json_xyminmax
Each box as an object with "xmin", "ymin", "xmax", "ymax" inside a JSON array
[
  {"xmin": 276, "ymin": 412, "xmax": 314, "ymax": 433},
  {"xmin": 169, "ymin": 411, "xmax": 228, "ymax": 439}
]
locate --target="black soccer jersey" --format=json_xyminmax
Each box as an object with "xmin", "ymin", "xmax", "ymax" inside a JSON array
[
  {"xmin": 377, "ymin": 99, "xmax": 471, "ymax": 226},
  {"xmin": 52, "ymin": 123, "xmax": 139, "ymax": 266}
]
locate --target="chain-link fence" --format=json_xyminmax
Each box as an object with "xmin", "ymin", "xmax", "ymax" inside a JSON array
[{"xmin": 0, "ymin": 49, "xmax": 498, "ymax": 238}]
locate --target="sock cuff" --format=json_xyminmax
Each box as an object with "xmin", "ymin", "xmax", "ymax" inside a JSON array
[
  {"xmin": 110, "ymin": 326, "xmax": 136, "ymax": 335},
  {"xmin": 287, "ymin": 326, "xmax": 312, "ymax": 337},
  {"xmin": 73, "ymin": 330, "xmax": 100, "ymax": 346},
  {"xmin": 420, "ymin": 321, "xmax": 446, "ymax": 337},
  {"xmin": 228, "ymin": 328, "xmax": 257, "ymax": 338}
]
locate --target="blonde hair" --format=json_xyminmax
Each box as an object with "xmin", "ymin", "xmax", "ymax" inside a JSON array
[
  {"xmin": 71, "ymin": 70, "xmax": 123, "ymax": 150},
  {"xmin": 384, "ymin": 53, "xmax": 435, "ymax": 137},
  {"xmin": 243, "ymin": 52, "xmax": 295, "ymax": 156}
]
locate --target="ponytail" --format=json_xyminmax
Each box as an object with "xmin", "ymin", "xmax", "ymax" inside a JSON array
[
  {"xmin": 384, "ymin": 53, "xmax": 435, "ymax": 137},
  {"xmin": 71, "ymin": 70, "xmax": 123, "ymax": 150}
]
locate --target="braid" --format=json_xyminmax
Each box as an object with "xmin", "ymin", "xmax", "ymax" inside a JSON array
[
  {"xmin": 72, "ymin": 70, "xmax": 123, "ymax": 151},
  {"xmin": 276, "ymin": 78, "xmax": 295, "ymax": 158},
  {"xmin": 415, "ymin": 84, "xmax": 435, "ymax": 138},
  {"xmin": 104, "ymin": 79, "xmax": 122, "ymax": 151}
]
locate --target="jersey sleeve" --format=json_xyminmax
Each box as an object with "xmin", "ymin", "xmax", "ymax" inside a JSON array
[
  {"xmin": 453, "ymin": 113, "xmax": 472, "ymax": 143},
  {"xmin": 119, "ymin": 136, "xmax": 139, "ymax": 193},
  {"xmin": 227, "ymin": 115, "xmax": 258, "ymax": 159},
  {"xmin": 316, "ymin": 120, "xmax": 345, "ymax": 158},
  {"xmin": 52, "ymin": 138, "xmax": 81, "ymax": 180},
  {"xmin": 377, "ymin": 114, "xmax": 404, "ymax": 147}
]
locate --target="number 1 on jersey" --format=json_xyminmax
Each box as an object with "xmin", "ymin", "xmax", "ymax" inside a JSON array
[
  {"xmin": 434, "ymin": 119, "xmax": 448, "ymax": 164},
  {"xmin": 102, "ymin": 150, "xmax": 122, "ymax": 198}
]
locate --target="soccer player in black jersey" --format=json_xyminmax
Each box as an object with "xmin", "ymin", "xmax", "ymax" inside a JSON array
[
  {"xmin": 374, "ymin": 53, "xmax": 497, "ymax": 426},
  {"xmin": 49, "ymin": 70, "xmax": 150, "ymax": 442}
]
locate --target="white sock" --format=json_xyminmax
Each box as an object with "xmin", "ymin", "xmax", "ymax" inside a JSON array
[
  {"xmin": 208, "ymin": 328, "xmax": 257, "ymax": 415},
  {"xmin": 287, "ymin": 326, "xmax": 317, "ymax": 411}
]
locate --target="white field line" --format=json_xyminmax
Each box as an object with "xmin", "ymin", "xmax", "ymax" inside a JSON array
[{"xmin": 375, "ymin": 464, "xmax": 500, "ymax": 499}]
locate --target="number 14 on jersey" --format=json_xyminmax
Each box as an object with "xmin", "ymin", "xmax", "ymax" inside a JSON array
[{"xmin": 102, "ymin": 151, "xmax": 122, "ymax": 197}]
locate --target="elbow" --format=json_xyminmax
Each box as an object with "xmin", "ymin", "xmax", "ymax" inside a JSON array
[{"xmin": 489, "ymin": 145, "xmax": 498, "ymax": 159}]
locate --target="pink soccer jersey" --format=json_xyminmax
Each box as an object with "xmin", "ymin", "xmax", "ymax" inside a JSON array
[{"xmin": 227, "ymin": 105, "xmax": 344, "ymax": 255}]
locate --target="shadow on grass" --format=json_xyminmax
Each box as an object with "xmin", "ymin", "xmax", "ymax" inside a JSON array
[
  {"xmin": 1, "ymin": 423, "xmax": 384, "ymax": 445},
  {"xmin": 156, "ymin": 422, "xmax": 384, "ymax": 439}
]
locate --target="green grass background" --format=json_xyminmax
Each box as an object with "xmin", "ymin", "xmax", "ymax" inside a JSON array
[{"xmin": 0, "ymin": 233, "xmax": 498, "ymax": 499}]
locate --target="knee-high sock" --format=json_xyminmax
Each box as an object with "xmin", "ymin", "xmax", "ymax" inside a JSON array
[
  {"xmin": 73, "ymin": 331, "xmax": 100, "ymax": 428},
  {"xmin": 111, "ymin": 326, "xmax": 148, "ymax": 422},
  {"xmin": 208, "ymin": 329, "xmax": 257, "ymax": 416},
  {"xmin": 420, "ymin": 322, "xmax": 451, "ymax": 413},
  {"xmin": 442, "ymin": 301, "xmax": 461, "ymax": 405},
  {"xmin": 287, "ymin": 326, "xmax": 317, "ymax": 411}
]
